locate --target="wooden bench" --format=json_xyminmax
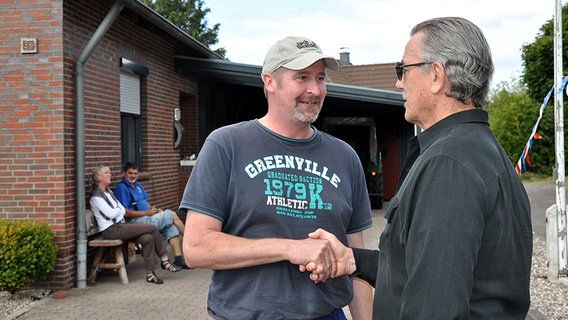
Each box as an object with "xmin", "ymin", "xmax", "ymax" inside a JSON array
[{"xmin": 86, "ymin": 209, "xmax": 137, "ymax": 285}]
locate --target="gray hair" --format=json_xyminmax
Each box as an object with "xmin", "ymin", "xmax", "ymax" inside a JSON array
[
  {"xmin": 411, "ymin": 17, "xmax": 494, "ymax": 108},
  {"xmin": 91, "ymin": 164, "xmax": 108, "ymax": 187}
]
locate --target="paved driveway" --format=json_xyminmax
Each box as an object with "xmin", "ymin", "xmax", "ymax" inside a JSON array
[
  {"xmin": 13, "ymin": 180, "xmax": 556, "ymax": 320},
  {"xmin": 524, "ymin": 179, "xmax": 559, "ymax": 240}
]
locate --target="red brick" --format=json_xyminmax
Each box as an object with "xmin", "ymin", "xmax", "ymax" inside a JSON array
[{"xmin": 1, "ymin": 0, "xmax": 200, "ymax": 290}]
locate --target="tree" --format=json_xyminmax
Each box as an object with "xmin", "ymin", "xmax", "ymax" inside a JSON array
[
  {"xmin": 141, "ymin": 0, "xmax": 226, "ymax": 58},
  {"xmin": 521, "ymin": 5, "xmax": 568, "ymax": 101},
  {"xmin": 487, "ymin": 80, "xmax": 543, "ymax": 171},
  {"xmin": 518, "ymin": 4, "xmax": 568, "ymax": 174}
]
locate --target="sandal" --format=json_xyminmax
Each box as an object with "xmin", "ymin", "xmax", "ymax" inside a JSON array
[
  {"xmin": 146, "ymin": 271, "xmax": 163, "ymax": 284},
  {"xmin": 161, "ymin": 259, "xmax": 182, "ymax": 272}
]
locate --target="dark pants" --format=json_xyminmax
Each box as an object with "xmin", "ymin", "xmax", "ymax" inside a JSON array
[{"xmin": 102, "ymin": 222, "xmax": 166, "ymax": 273}]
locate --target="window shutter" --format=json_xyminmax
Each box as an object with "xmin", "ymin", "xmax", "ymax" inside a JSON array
[{"xmin": 120, "ymin": 71, "xmax": 140, "ymax": 115}]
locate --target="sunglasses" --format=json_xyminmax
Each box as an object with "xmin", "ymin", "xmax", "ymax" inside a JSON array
[{"xmin": 395, "ymin": 61, "xmax": 432, "ymax": 81}]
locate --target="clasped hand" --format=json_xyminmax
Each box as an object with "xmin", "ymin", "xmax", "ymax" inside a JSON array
[
  {"xmin": 148, "ymin": 206, "xmax": 161, "ymax": 215},
  {"xmin": 297, "ymin": 229, "xmax": 356, "ymax": 283}
]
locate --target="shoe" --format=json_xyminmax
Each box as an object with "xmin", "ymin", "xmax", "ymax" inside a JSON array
[
  {"xmin": 161, "ymin": 259, "xmax": 182, "ymax": 272},
  {"xmin": 174, "ymin": 256, "xmax": 192, "ymax": 269},
  {"xmin": 146, "ymin": 272, "xmax": 163, "ymax": 284}
]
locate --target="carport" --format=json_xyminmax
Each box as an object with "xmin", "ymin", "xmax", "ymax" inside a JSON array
[{"xmin": 174, "ymin": 57, "xmax": 413, "ymax": 200}]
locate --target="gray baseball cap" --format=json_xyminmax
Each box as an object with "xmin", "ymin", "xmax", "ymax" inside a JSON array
[{"xmin": 261, "ymin": 36, "xmax": 339, "ymax": 76}]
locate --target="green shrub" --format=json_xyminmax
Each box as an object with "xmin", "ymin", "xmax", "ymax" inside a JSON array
[{"xmin": 0, "ymin": 220, "xmax": 58, "ymax": 294}]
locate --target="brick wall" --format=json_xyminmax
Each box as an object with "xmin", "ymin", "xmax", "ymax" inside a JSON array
[
  {"xmin": 0, "ymin": 0, "xmax": 73, "ymax": 288},
  {"xmin": 0, "ymin": 0, "xmax": 201, "ymax": 289}
]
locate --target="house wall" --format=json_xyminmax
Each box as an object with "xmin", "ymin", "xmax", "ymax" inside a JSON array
[
  {"xmin": 0, "ymin": 0, "xmax": 71, "ymax": 288},
  {"xmin": 0, "ymin": 0, "xmax": 200, "ymax": 289}
]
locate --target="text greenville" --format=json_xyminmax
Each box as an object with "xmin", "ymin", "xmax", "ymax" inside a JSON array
[{"xmin": 244, "ymin": 154, "xmax": 341, "ymax": 188}]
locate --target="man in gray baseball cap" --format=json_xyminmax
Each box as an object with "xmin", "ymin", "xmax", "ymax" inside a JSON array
[{"xmin": 180, "ymin": 35, "xmax": 373, "ymax": 319}]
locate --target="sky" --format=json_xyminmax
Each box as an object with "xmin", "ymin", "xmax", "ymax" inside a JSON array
[{"xmin": 203, "ymin": 0, "xmax": 563, "ymax": 88}]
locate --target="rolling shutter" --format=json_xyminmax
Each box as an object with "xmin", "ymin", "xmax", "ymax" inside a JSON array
[{"xmin": 120, "ymin": 71, "xmax": 140, "ymax": 115}]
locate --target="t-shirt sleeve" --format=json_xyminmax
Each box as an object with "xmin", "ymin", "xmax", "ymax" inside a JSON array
[{"xmin": 179, "ymin": 135, "xmax": 231, "ymax": 221}]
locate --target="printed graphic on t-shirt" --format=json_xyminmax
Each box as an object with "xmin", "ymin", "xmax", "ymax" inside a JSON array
[{"xmin": 244, "ymin": 154, "xmax": 340, "ymax": 219}]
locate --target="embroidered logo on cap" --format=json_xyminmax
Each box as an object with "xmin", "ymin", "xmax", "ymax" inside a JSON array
[{"xmin": 296, "ymin": 40, "xmax": 319, "ymax": 50}]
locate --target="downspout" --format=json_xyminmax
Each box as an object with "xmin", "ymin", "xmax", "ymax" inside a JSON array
[{"xmin": 75, "ymin": 0, "xmax": 125, "ymax": 289}]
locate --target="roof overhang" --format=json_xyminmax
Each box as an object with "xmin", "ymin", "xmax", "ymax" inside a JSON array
[
  {"xmin": 120, "ymin": 0, "xmax": 222, "ymax": 59},
  {"xmin": 175, "ymin": 56, "xmax": 405, "ymax": 106}
]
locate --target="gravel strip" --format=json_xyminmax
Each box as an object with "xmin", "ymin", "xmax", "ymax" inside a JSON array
[
  {"xmin": 531, "ymin": 236, "xmax": 568, "ymax": 320},
  {"xmin": 0, "ymin": 289, "xmax": 52, "ymax": 319}
]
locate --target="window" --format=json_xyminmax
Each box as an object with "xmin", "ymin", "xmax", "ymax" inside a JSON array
[
  {"xmin": 120, "ymin": 58, "xmax": 148, "ymax": 170},
  {"xmin": 121, "ymin": 113, "xmax": 141, "ymax": 167}
]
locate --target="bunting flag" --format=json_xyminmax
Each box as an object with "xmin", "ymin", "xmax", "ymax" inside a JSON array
[{"xmin": 515, "ymin": 76, "xmax": 568, "ymax": 175}]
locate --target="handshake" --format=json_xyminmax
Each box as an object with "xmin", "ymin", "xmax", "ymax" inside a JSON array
[{"xmin": 295, "ymin": 228, "xmax": 357, "ymax": 283}]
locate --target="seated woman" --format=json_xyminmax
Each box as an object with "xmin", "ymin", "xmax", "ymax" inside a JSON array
[{"xmin": 89, "ymin": 164, "xmax": 182, "ymax": 284}]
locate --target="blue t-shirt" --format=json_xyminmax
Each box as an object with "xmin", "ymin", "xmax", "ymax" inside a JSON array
[
  {"xmin": 114, "ymin": 179, "xmax": 152, "ymax": 212},
  {"xmin": 180, "ymin": 120, "xmax": 372, "ymax": 319}
]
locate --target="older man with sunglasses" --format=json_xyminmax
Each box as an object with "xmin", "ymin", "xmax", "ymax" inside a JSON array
[{"xmin": 309, "ymin": 17, "xmax": 533, "ymax": 320}]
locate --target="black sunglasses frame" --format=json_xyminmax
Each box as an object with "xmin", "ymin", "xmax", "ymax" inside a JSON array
[{"xmin": 395, "ymin": 61, "xmax": 432, "ymax": 81}]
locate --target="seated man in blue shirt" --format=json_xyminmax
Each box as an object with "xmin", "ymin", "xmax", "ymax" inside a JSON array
[{"xmin": 115, "ymin": 161, "xmax": 188, "ymax": 269}]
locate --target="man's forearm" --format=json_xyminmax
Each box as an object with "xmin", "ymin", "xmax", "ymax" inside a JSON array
[
  {"xmin": 124, "ymin": 208, "xmax": 148, "ymax": 218},
  {"xmin": 351, "ymin": 248, "xmax": 379, "ymax": 288},
  {"xmin": 347, "ymin": 232, "xmax": 373, "ymax": 319}
]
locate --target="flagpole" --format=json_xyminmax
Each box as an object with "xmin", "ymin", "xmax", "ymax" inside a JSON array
[{"xmin": 553, "ymin": 0, "xmax": 567, "ymax": 278}]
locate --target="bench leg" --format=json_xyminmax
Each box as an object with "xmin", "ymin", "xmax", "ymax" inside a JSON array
[
  {"xmin": 113, "ymin": 246, "xmax": 129, "ymax": 284},
  {"xmin": 88, "ymin": 247, "xmax": 106, "ymax": 284}
]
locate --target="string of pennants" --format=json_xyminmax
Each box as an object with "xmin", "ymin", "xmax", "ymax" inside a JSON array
[{"xmin": 515, "ymin": 76, "xmax": 568, "ymax": 175}]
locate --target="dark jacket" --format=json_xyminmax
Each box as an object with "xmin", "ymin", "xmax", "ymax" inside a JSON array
[{"xmin": 354, "ymin": 109, "xmax": 532, "ymax": 320}]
